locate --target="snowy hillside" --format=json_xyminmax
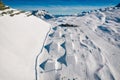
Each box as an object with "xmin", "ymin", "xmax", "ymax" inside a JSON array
[
  {"xmin": 36, "ymin": 7, "xmax": 120, "ymax": 80},
  {"xmin": 0, "ymin": 3, "xmax": 120, "ymax": 80},
  {"xmin": 0, "ymin": 8, "xmax": 50, "ymax": 80}
]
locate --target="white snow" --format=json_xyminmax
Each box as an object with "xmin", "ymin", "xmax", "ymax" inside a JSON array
[
  {"xmin": 36, "ymin": 7, "xmax": 120, "ymax": 80},
  {"xmin": 0, "ymin": 9, "xmax": 50, "ymax": 80},
  {"xmin": 0, "ymin": 7, "xmax": 120, "ymax": 80}
]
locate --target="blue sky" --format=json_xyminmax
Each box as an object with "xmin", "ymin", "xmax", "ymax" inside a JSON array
[{"xmin": 2, "ymin": 0, "xmax": 120, "ymax": 15}]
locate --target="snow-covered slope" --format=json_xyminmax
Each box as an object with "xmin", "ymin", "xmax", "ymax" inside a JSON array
[
  {"xmin": 0, "ymin": 5, "xmax": 120, "ymax": 80},
  {"xmin": 0, "ymin": 8, "xmax": 50, "ymax": 80},
  {"xmin": 36, "ymin": 7, "xmax": 120, "ymax": 80}
]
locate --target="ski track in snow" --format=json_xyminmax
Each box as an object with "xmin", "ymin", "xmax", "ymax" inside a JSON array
[
  {"xmin": 36, "ymin": 26, "xmax": 119, "ymax": 80},
  {"xmin": 35, "ymin": 27, "xmax": 51, "ymax": 80},
  {"xmin": 78, "ymin": 24, "xmax": 120, "ymax": 80}
]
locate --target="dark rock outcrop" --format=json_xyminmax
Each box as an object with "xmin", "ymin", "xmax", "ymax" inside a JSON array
[
  {"xmin": 115, "ymin": 3, "xmax": 120, "ymax": 7},
  {"xmin": 0, "ymin": 1, "xmax": 9, "ymax": 10}
]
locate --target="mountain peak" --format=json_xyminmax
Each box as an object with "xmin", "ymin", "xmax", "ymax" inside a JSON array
[
  {"xmin": 31, "ymin": 10, "xmax": 54, "ymax": 19},
  {"xmin": 115, "ymin": 3, "xmax": 120, "ymax": 7}
]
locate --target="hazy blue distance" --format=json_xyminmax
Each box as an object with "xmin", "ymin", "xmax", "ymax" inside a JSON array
[{"xmin": 2, "ymin": 0, "xmax": 120, "ymax": 15}]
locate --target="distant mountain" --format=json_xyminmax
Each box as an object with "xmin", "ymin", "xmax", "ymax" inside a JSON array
[
  {"xmin": 115, "ymin": 3, "xmax": 120, "ymax": 7},
  {"xmin": 31, "ymin": 10, "xmax": 54, "ymax": 19},
  {"xmin": 76, "ymin": 6, "xmax": 120, "ymax": 17}
]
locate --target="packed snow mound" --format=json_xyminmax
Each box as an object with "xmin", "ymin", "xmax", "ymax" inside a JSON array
[
  {"xmin": 32, "ymin": 10, "xmax": 54, "ymax": 20},
  {"xmin": 36, "ymin": 7, "xmax": 120, "ymax": 80},
  {"xmin": 0, "ymin": 8, "xmax": 50, "ymax": 80}
]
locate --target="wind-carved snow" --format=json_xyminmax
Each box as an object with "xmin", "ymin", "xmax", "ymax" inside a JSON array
[{"xmin": 36, "ymin": 7, "xmax": 120, "ymax": 80}]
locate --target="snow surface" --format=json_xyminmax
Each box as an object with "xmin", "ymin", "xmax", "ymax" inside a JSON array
[
  {"xmin": 36, "ymin": 7, "xmax": 120, "ymax": 80},
  {"xmin": 0, "ymin": 7, "xmax": 120, "ymax": 80},
  {"xmin": 0, "ymin": 9, "xmax": 50, "ymax": 80}
]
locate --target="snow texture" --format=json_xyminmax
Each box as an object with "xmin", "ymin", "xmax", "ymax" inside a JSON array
[
  {"xmin": 0, "ymin": 6, "xmax": 120, "ymax": 80},
  {"xmin": 36, "ymin": 7, "xmax": 120, "ymax": 80}
]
